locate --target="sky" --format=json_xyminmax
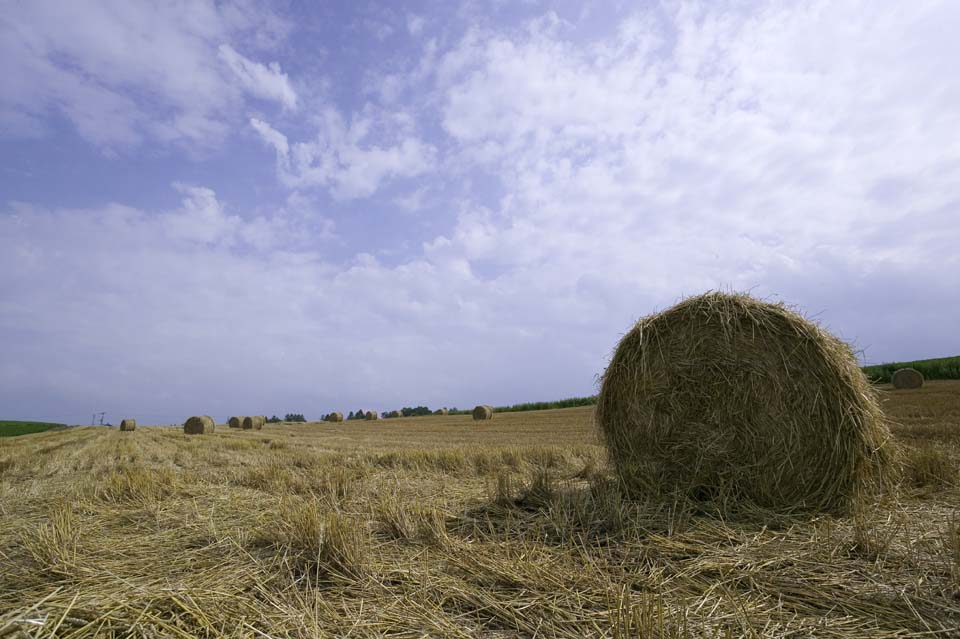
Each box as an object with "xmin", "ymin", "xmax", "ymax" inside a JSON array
[{"xmin": 1, "ymin": 0, "xmax": 958, "ymax": 425}]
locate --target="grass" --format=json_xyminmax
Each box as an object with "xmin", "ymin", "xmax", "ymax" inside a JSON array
[
  {"xmin": 0, "ymin": 420, "xmax": 67, "ymax": 437},
  {"xmin": 0, "ymin": 384, "xmax": 959, "ymax": 636},
  {"xmin": 864, "ymin": 354, "xmax": 960, "ymax": 383}
]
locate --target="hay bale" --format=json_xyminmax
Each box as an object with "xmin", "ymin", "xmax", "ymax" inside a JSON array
[
  {"xmin": 596, "ymin": 291, "xmax": 893, "ymax": 512},
  {"xmin": 365, "ymin": 410, "xmax": 379, "ymax": 421},
  {"xmin": 892, "ymin": 367, "xmax": 924, "ymax": 389},
  {"xmin": 242, "ymin": 415, "xmax": 265, "ymax": 430},
  {"xmin": 184, "ymin": 415, "xmax": 215, "ymax": 435},
  {"xmin": 434, "ymin": 408, "xmax": 449, "ymax": 415},
  {"xmin": 326, "ymin": 412, "xmax": 343, "ymax": 422},
  {"xmin": 228, "ymin": 416, "xmax": 243, "ymax": 429},
  {"xmin": 119, "ymin": 418, "xmax": 136, "ymax": 432},
  {"xmin": 388, "ymin": 410, "xmax": 402, "ymax": 418},
  {"xmin": 472, "ymin": 405, "xmax": 493, "ymax": 420}
]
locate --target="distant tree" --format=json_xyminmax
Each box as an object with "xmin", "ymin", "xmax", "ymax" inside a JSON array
[
  {"xmin": 267, "ymin": 415, "xmax": 282, "ymax": 423},
  {"xmin": 283, "ymin": 413, "xmax": 306, "ymax": 422},
  {"xmin": 347, "ymin": 411, "xmax": 354, "ymax": 420}
]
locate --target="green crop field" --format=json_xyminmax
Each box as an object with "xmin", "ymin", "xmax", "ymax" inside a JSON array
[
  {"xmin": 0, "ymin": 420, "xmax": 67, "ymax": 437},
  {"xmin": 863, "ymin": 355, "xmax": 960, "ymax": 384}
]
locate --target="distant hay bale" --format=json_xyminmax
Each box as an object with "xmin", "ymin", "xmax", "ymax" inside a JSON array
[
  {"xmin": 596, "ymin": 291, "xmax": 894, "ymax": 513},
  {"xmin": 365, "ymin": 411, "xmax": 379, "ymax": 421},
  {"xmin": 184, "ymin": 415, "xmax": 215, "ymax": 435},
  {"xmin": 119, "ymin": 419, "xmax": 136, "ymax": 432},
  {"xmin": 472, "ymin": 405, "xmax": 493, "ymax": 421},
  {"xmin": 892, "ymin": 367, "xmax": 924, "ymax": 389},
  {"xmin": 228, "ymin": 416, "xmax": 243, "ymax": 429},
  {"xmin": 434, "ymin": 408, "xmax": 449, "ymax": 415},
  {"xmin": 242, "ymin": 415, "xmax": 265, "ymax": 430},
  {"xmin": 326, "ymin": 412, "xmax": 343, "ymax": 422},
  {"xmin": 388, "ymin": 410, "xmax": 402, "ymax": 418}
]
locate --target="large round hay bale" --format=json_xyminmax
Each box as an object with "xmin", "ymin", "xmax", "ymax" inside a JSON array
[
  {"xmin": 472, "ymin": 405, "xmax": 493, "ymax": 420},
  {"xmin": 119, "ymin": 419, "xmax": 136, "ymax": 432},
  {"xmin": 184, "ymin": 415, "xmax": 215, "ymax": 435},
  {"xmin": 596, "ymin": 291, "xmax": 893, "ymax": 512},
  {"xmin": 365, "ymin": 410, "xmax": 379, "ymax": 421},
  {"xmin": 892, "ymin": 367, "xmax": 924, "ymax": 389},
  {"xmin": 228, "ymin": 416, "xmax": 243, "ymax": 429},
  {"xmin": 326, "ymin": 412, "xmax": 343, "ymax": 422},
  {"xmin": 434, "ymin": 408, "xmax": 449, "ymax": 415},
  {"xmin": 242, "ymin": 415, "xmax": 265, "ymax": 430}
]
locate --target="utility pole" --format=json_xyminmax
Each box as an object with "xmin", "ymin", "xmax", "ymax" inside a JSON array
[{"xmin": 92, "ymin": 411, "xmax": 105, "ymax": 426}]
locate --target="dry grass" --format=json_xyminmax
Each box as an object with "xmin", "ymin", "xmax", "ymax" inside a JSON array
[{"xmin": 0, "ymin": 384, "xmax": 959, "ymax": 636}]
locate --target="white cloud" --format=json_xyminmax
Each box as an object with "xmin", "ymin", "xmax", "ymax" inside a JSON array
[
  {"xmin": 162, "ymin": 184, "xmax": 240, "ymax": 245},
  {"xmin": 433, "ymin": 4, "xmax": 958, "ymax": 255},
  {"xmin": 393, "ymin": 186, "xmax": 428, "ymax": 212},
  {"xmin": 407, "ymin": 14, "xmax": 425, "ymax": 36},
  {"xmin": 3, "ymin": 2, "xmax": 959, "ymax": 423},
  {"xmin": 254, "ymin": 109, "xmax": 436, "ymax": 200},
  {"xmin": 250, "ymin": 117, "xmax": 289, "ymax": 163},
  {"xmin": 0, "ymin": 187, "xmax": 520, "ymax": 422},
  {"xmin": 218, "ymin": 44, "xmax": 297, "ymax": 110},
  {"xmin": 0, "ymin": 0, "xmax": 297, "ymax": 150},
  {"xmin": 415, "ymin": 1, "xmax": 960, "ymax": 363}
]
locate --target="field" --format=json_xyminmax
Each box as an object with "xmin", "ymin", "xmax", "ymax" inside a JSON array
[
  {"xmin": 0, "ymin": 421, "xmax": 67, "ymax": 438},
  {"xmin": 1, "ymin": 383, "xmax": 959, "ymax": 637}
]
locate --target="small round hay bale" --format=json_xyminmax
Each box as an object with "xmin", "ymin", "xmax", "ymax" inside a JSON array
[
  {"xmin": 472, "ymin": 405, "xmax": 493, "ymax": 420},
  {"xmin": 388, "ymin": 410, "xmax": 402, "ymax": 418},
  {"xmin": 365, "ymin": 410, "xmax": 379, "ymax": 421},
  {"xmin": 596, "ymin": 291, "xmax": 894, "ymax": 512},
  {"xmin": 892, "ymin": 367, "xmax": 924, "ymax": 389},
  {"xmin": 242, "ymin": 415, "xmax": 265, "ymax": 430},
  {"xmin": 184, "ymin": 415, "xmax": 215, "ymax": 435},
  {"xmin": 434, "ymin": 408, "xmax": 449, "ymax": 415},
  {"xmin": 326, "ymin": 412, "xmax": 343, "ymax": 422},
  {"xmin": 228, "ymin": 416, "xmax": 243, "ymax": 429},
  {"xmin": 119, "ymin": 418, "xmax": 136, "ymax": 432}
]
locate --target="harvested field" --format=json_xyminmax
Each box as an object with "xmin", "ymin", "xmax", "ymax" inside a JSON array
[{"xmin": 1, "ymin": 382, "xmax": 959, "ymax": 637}]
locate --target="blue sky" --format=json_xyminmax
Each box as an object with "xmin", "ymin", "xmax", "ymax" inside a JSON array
[{"xmin": 1, "ymin": 0, "xmax": 958, "ymax": 425}]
